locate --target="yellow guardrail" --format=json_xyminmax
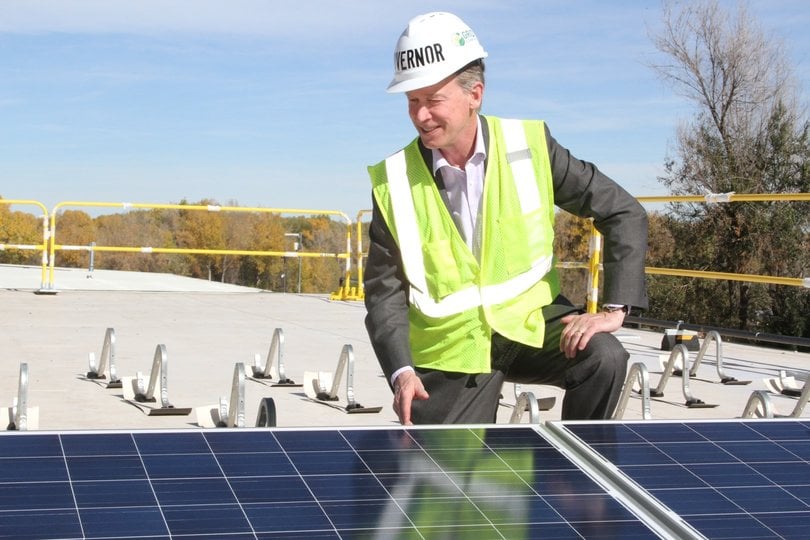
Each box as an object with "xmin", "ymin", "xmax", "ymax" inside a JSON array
[
  {"xmin": 637, "ymin": 192, "xmax": 810, "ymax": 293},
  {"xmin": 331, "ymin": 209, "xmax": 372, "ymax": 301},
  {"xmin": 6, "ymin": 193, "xmax": 808, "ymax": 301},
  {"xmin": 45, "ymin": 201, "xmax": 352, "ymax": 292},
  {"xmin": 0, "ymin": 199, "xmax": 50, "ymax": 290}
]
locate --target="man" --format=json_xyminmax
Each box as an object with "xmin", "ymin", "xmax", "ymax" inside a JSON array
[{"xmin": 364, "ymin": 12, "xmax": 648, "ymax": 425}]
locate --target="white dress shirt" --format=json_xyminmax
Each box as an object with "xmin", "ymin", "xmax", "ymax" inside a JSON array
[{"xmin": 432, "ymin": 117, "xmax": 487, "ymax": 256}]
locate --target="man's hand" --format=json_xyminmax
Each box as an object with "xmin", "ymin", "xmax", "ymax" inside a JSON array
[
  {"xmin": 392, "ymin": 370, "xmax": 429, "ymax": 425},
  {"xmin": 560, "ymin": 309, "xmax": 625, "ymax": 359}
]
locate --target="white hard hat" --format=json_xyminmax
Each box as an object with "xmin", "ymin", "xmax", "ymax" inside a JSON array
[{"xmin": 387, "ymin": 12, "xmax": 488, "ymax": 93}]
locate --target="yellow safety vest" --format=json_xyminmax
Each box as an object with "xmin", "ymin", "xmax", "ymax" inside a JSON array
[{"xmin": 369, "ymin": 116, "xmax": 560, "ymax": 373}]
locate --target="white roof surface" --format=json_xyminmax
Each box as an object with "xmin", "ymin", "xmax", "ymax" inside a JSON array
[{"xmin": 2, "ymin": 263, "xmax": 808, "ymax": 431}]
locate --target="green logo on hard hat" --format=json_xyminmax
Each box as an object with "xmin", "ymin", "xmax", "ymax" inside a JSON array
[{"xmin": 453, "ymin": 29, "xmax": 475, "ymax": 47}]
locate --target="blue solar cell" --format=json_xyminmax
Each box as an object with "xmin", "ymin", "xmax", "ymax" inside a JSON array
[
  {"xmin": 719, "ymin": 485, "xmax": 808, "ymax": 513},
  {"xmin": 647, "ymin": 486, "xmax": 745, "ymax": 515},
  {"xmin": 0, "ymin": 508, "xmax": 82, "ymax": 540},
  {"xmin": 152, "ymin": 477, "xmax": 238, "ymax": 505},
  {"xmin": 570, "ymin": 519, "xmax": 662, "ymax": 539},
  {"xmin": 161, "ymin": 504, "xmax": 252, "ymax": 535},
  {"xmin": 228, "ymin": 475, "xmax": 314, "ymax": 503},
  {"xmin": 0, "ymin": 456, "xmax": 67, "ymax": 482},
  {"xmin": 66, "ymin": 455, "xmax": 147, "ymax": 481},
  {"xmin": 718, "ymin": 440, "xmax": 804, "ymax": 463},
  {"xmin": 750, "ymin": 461, "xmax": 810, "ymax": 485},
  {"xmin": 655, "ymin": 440, "xmax": 741, "ymax": 464},
  {"xmin": 286, "ymin": 449, "xmax": 368, "ymax": 475},
  {"xmin": 204, "ymin": 429, "xmax": 282, "ymax": 453},
  {"xmin": 621, "ymin": 463, "xmax": 705, "ymax": 489},
  {"xmin": 753, "ymin": 511, "xmax": 810, "ymax": 538},
  {"xmin": 73, "ymin": 479, "xmax": 157, "ymax": 508},
  {"xmin": 141, "ymin": 452, "xmax": 222, "ymax": 478},
  {"xmin": 566, "ymin": 422, "xmax": 647, "ymax": 444},
  {"xmin": 243, "ymin": 501, "xmax": 333, "ymax": 533},
  {"xmin": 0, "ymin": 434, "xmax": 62, "ymax": 457},
  {"xmin": 0, "ymin": 481, "xmax": 74, "ymax": 510},
  {"xmin": 305, "ymin": 473, "xmax": 391, "ymax": 501},
  {"xmin": 748, "ymin": 419, "xmax": 810, "ymax": 440},
  {"xmin": 61, "ymin": 432, "xmax": 137, "ymax": 456},
  {"xmin": 688, "ymin": 420, "xmax": 768, "ymax": 442},
  {"xmin": 689, "ymin": 462, "xmax": 773, "ymax": 488},
  {"xmin": 781, "ymin": 440, "xmax": 810, "ymax": 460},
  {"xmin": 215, "ymin": 449, "xmax": 297, "ymax": 477},
  {"xmin": 79, "ymin": 507, "xmax": 169, "ymax": 538},
  {"xmin": 339, "ymin": 428, "xmax": 414, "ymax": 450},
  {"xmin": 630, "ymin": 421, "xmax": 710, "ymax": 442},
  {"xmin": 134, "ymin": 431, "xmax": 210, "ymax": 454},
  {"xmin": 273, "ymin": 429, "xmax": 352, "ymax": 452},
  {"xmin": 782, "ymin": 483, "xmax": 810, "ymax": 505},
  {"xmin": 687, "ymin": 514, "xmax": 779, "ymax": 539},
  {"xmin": 587, "ymin": 441, "xmax": 677, "ymax": 466}
]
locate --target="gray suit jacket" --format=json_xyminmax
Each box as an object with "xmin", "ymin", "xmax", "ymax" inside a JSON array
[{"xmin": 364, "ymin": 117, "xmax": 648, "ymax": 383}]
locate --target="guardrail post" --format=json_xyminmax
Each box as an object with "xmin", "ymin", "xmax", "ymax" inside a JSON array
[
  {"xmin": 741, "ymin": 390, "xmax": 774, "ymax": 418},
  {"xmin": 652, "ymin": 344, "xmax": 717, "ymax": 409},
  {"xmin": 218, "ymin": 363, "xmax": 246, "ymax": 428},
  {"xmin": 5, "ymin": 363, "xmax": 31, "ymax": 431},
  {"xmin": 613, "ymin": 362, "xmax": 651, "ymax": 420},
  {"xmin": 303, "ymin": 344, "xmax": 382, "ymax": 414},
  {"xmin": 123, "ymin": 344, "xmax": 191, "ymax": 416},
  {"xmin": 250, "ymin": 328, "xmax": 301, "ymax": 386},
  {"xmin": 688, "ymin": 330, "xmax": 750, "ymax": 385},
  {"xmin": 509, "ymin": 392, "xmax": 541, "ymax": 424},
  {"xmin": 86, "ymin": 327, "xmax": 122, "ymax": 388}
]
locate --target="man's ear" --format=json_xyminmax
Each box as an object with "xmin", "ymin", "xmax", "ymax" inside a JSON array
[{"xmin": 469, "ymin": 81, "xmax": 484, "ymax": 111}]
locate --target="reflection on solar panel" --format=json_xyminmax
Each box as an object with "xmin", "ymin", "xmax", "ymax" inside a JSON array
[
  {"xmin": 0, "ymin": 426, "xmax": 662, "ymax": 539},
  {"xmin": 560, "ymin": 419, "xmax": 810, "ymax": 540}
]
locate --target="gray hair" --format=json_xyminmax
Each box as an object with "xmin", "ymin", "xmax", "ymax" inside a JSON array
[{"xmin": 454, "ymin": 60, "xmax": 485, "ymax": 110}]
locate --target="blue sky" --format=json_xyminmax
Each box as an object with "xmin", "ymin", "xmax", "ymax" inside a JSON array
[{"xmin": 1, "ymin": 0, "xmax": 808, "ymax": 217}]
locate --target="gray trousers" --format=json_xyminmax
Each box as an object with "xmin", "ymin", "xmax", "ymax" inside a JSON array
[{"xmin": 410, "ymin": 307, "xmax": 630, "ymax": 424}]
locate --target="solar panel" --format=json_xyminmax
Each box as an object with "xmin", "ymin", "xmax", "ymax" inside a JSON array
[
  {"xmin": 560, "ymin": 419, "xmax": 810, "ymax": 540},
  {"xmin": 0, "ymin": 425, "xmax": 663, "ymax": 539}
]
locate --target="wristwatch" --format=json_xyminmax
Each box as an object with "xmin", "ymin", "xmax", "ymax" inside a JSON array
[{"xmin": 601, "ymin": 304, "xmax": 628, "ymax": 314}]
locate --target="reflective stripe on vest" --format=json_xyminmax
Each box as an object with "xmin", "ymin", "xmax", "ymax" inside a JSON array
[{"xmin": 384, "ymin": 118, "xmax": 553, "ymax": 319}]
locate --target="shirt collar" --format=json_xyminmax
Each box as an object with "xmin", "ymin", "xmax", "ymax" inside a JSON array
[{"xmin": 431, "ymin": 116, "xmax": 486, "ymax": 175}]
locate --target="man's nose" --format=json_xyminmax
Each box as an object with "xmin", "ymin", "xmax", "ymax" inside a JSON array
[{"xmin": 411, "ymin": 104, "xmax": 431, "ymax": 123}]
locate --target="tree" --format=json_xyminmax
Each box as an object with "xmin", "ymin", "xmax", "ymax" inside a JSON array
[
  {"xmin": 54, "ymin": 210, "xmax": 96, "ymax": 268},
  {"xmin": 553, "ymin": 211, "xmax": 593, "ymax": 306},
  {"xmin": 650, "ymin": 0, "xmax": 810, "ymax": 334},
  {"xmin": 174, "ymin": 199, "xmax": 226, "ymax": 281},
  {"xmin": 0, "ymin": 201, "xmax": 44, "ymax": 265}
]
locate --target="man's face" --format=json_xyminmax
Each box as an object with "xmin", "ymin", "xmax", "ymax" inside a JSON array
[{"xmin": 405, "ymin": 75, "xmax": 482, "ymax": 159}]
